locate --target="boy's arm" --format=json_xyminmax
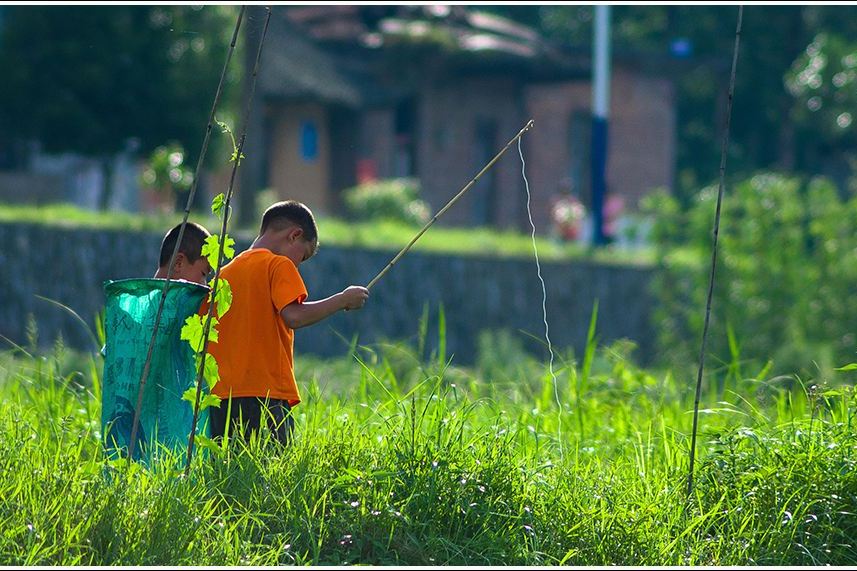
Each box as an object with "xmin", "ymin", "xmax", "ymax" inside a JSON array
[{"xmin": 280, "ymin": 286, "xmax": 368, "ymax": 329}]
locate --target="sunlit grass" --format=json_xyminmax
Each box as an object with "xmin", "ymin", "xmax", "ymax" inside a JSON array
[
  {"xmin": 0, "ymin": 202, "xmax": 655, "ymax": 265},
  {"xmin": 315, "ymin": 216, "xmax": 655, "ymax": 265},
  {"xmin": 0, "ymin": 202, "xmax": 189, "ymax": 232},
  {"xmin": 0, "ymin": 327, "xmax": 854, "ymax": 565}
]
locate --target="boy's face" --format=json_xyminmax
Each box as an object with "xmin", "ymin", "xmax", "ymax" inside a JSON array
[
  {"xmin": 280, "ymin": 226, "xmax": 317, "ymax": 267},
  {"xmin": 173, "ymin": 254, "xmax": 212, "ymax": 285}
]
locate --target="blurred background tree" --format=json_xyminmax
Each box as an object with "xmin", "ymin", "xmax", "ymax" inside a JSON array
[
  {"xmin": 0, "ymin": 5, "xmax": 240, "ymax": 209},
  {"xmin": 3, "ymin": 5, "xmax": 857, "ymax": 210},
  {"xmin": 342, "ymin": 178, "xmax": 431, "ymax": 227}
]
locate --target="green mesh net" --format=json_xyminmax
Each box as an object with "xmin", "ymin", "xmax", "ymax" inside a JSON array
[{"xmin": 101, "ymin": 278, "xmax": 210, "ymax": 462}]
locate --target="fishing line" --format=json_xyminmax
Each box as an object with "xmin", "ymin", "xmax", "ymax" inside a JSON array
[
  {"xmin": 363, "ymin": 121, "xmax": 560, "ymax": 457},
  {"xmin": 519, "ymin": 137, "xmax": 563, "ymax": 459}
]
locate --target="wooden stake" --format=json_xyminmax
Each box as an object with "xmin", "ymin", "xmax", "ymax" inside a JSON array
[{"xmin": 687, "ymin": 5, "xmax": 743, "ymax": 498}]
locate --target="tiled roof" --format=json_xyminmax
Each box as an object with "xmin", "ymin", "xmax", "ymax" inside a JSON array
[
  {"xmin": 259, "ymin": 12, "xmax": 363, "ymax": 106},
  {"xmin": 283, "ymin": 5, "xmax": 550, "ymax": 60},
  {"xmin": 258, "ymin": 6, "xmax": 623, "ymax": 104}
]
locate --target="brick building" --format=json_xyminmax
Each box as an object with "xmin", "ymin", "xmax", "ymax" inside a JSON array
[{"xmin": 239, "ymin": 5, "xmax": 677, "ymax": 232}]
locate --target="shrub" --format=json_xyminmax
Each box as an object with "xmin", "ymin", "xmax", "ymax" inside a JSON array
[
  {"xmin": 646, "ymin": 172, "xmax": 857, "ymax": 376},
  {"xmin": 140, "ymin": 143, "xmax": 193, "ymax": 197},
  {"xmin": 342, "ymin": 178, "xmax": 430, "ymax": 226}
]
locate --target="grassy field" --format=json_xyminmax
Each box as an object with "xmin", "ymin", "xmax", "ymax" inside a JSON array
[
  {"xmin": 0, "ymin": 201, "xmax": 654, "ymax": 265},
  {"xmin": 0, "ymin": 326, "xmax": 854, "ymax": 566}
]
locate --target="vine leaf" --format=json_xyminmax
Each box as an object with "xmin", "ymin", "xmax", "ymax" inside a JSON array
[
  {"xmin": 181, "ymin": 142, "xmax": 240, "ymax": 434},
  {"xmin": 181, "ymin": 387, "xmax": 221, "ymax": 411},
  {"xmin": 181, "ymin": 314, "xmax": 219, "ymax": 347},
  {"xmin": 194, "ymin": 353, "xmax": 221, "ymax": 390},
  {"xmin": 199, "ymin": 394, "xmax": 222, "ymax": 411},
  {"xmin": 194, "ymin": 434, "xmax": 221, "ymax": 453},
  {"xmin": 211, "ymin": 193, "xmax": 226, "ymax": 217},
  {"xmin": 201, "ymin": 235, "xmax": 220, "ymax": 269},
  {"xmin": 180, "ymin": 315, "xmax": 205, "ymax": 352},
  {"xmin": 212, "ymin": 279, "xmax": 233, "ymax": 318},
  {"xmin": 221, "ymin": 235, "xmax": 235, "ymax": 260},
  {"xmin": 201, "ymin": 234, "xmax": 235, "ymax": 270}
]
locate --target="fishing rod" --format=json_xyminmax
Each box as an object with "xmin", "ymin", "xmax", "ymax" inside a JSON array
[{"xmin": 366, "ymin": 119, "xmax": 535, "ymax": 290}]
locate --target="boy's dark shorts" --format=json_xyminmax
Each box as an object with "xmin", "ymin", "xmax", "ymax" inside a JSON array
[{"xmin": 209, "ymin": 397, "xmax": 294, "ymax": 445}]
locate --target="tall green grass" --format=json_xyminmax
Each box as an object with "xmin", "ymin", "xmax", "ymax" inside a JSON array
[{"xmin": 0, "ymin": 328, "xmax": 854, "ymax": 565}]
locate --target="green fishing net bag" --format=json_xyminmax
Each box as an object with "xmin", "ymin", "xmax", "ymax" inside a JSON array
[{"xmin": 101, "ymin": 278, "xmax": 210, "ymax": 462}]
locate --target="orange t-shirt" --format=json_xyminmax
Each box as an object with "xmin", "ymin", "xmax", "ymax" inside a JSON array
[{"xmin": 207, "ymin": 248, "xmax": 308, "ymax": 406}]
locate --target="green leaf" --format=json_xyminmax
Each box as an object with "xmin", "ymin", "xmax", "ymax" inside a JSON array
[
  {"xmin": 834, "ymin": 363, "xmax": 857, "ymax": 371},
  {"xmin": 182, "ymin": 386, "xmax": 199, "ymax": 404},
  {"xmin": 206, "ymin": 316, "xmax": 219, "ymax": 343},
  {"xmin": 211, "ymin": 193, "xmax": 226, "ymax": 217},
  {"xmin": 182, "ymin": 383, "xmax": 220, "ymax": 411},
  {"xmin": 213, "ymin": 279, "xmax": 233, "ymax": 318},
  {"xmin": 199, "ymin": 393, "xmax": 222, "ymax": 411},
  {"xmin": 180, "ymin": 315, "xmax": 205, "ymax": 352},
  {"xmin": 194, "ymin": 434, "xmax": 221, "ymax": 453},
  {"xmin": 200, "ymin": 353, "xmax": 220, "ymax": 390},
  {"xmin": 221, "ymin": 234, "xmax": 235, "ymax": 260},
  {"xmin": 189, "ymin": 316, "xmax": 218, "ymax": 348},
  {"xmin": 201, "ymin": 234, "xmax": 236, "ymax": 270},
  {"xmin": 201, "ymin": 235, "xmax": 221, "ymax": 270}
]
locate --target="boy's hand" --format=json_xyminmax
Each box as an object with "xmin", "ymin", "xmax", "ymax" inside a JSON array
[
  {"xmin": 282, "ymin": 286, "xmax": 368, "ymax": 329},
  {"xmin": 341, "ymin": 286, "xmax": 369, "ymax": 311}
]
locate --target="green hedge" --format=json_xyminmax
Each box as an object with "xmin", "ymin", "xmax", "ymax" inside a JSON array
[{"xmin": 645, "ymin": 173, "xmax": 857, "ymax": 376}]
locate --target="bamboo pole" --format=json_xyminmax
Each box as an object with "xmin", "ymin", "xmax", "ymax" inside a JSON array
[
  {"xmin": 128, "ymin": 6, "xmax": 246, "ymax": 463},
  {"xmin": 687, "ymin": 5, "xmax": 743, "ymax": 498},
  {"xmin": 184, "ymin": 7, "xmax": 273, "ymax": 475}
]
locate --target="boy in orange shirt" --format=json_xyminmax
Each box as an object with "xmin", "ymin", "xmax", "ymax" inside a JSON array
[{"xmin": 207, "ymin": 200, "xmax": 368, "ymax": 444}]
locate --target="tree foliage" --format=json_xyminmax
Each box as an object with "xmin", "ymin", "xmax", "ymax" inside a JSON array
[
  {"xmin": 0, "ymin": 5, "xmax": 240, "ymax": 162},
  {"xmin": 645, "ymin": 173, "xmax": 857, "ymax": 376}
]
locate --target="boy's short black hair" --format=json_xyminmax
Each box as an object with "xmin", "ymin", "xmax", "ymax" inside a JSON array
[
  {"xmin": 260, "ymin": 200, "xmax": 319, "ymax": 248},
  {"xmin": 159, "ymin": 222, "xmax": 210, "ymax": 267}
]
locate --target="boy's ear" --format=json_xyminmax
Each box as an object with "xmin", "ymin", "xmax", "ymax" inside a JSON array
[
  {"xmin": 172, "ymin": 252, "xmax": 187, "ymax": 269},
  {"xmin": 287, "ymin": 226, "xmax": 304, "ymax": 241}
]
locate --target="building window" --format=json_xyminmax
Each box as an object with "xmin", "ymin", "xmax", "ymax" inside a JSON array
[
  {"xmin": 394, "ymin": 98, "xmax": 418, "ymax": 177},
  {"xmin": 471, "ymin": 118, "xmax": 498, "ymax": 226},
  {"xmin": 300, "ymin": 120, "xmax": 318, "ymax": 163}
]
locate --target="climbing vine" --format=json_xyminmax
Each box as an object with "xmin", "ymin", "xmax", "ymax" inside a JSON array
[{"xmin": 178, "ymin": 120, "xmax": 244, "ymax": 440}]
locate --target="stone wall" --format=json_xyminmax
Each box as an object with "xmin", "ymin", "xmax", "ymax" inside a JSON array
[{"xmin": 0, "ymin": 223, "xmax": 657, "ymax": 364}]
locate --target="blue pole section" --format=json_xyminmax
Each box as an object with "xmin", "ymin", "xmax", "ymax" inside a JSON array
[
  {"xmin": 591, "ymin": 4, "xmax": 611, "ymax": 246},
  {"xmin": 591, "ymin": 116, "xmax": 608, "ymax": 245}
]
